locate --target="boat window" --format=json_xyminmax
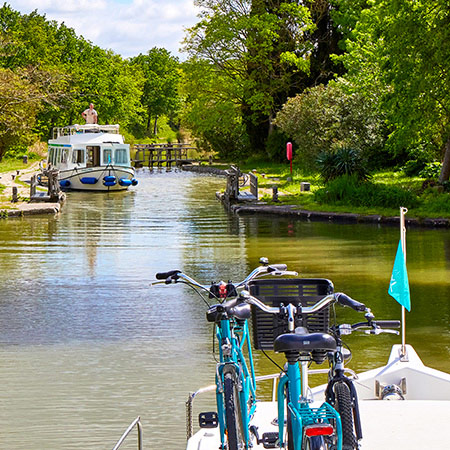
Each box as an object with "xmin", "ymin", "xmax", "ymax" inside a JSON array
[
  {"xmin": 61, "ymin": 149, "xmax": 68, "ymax": 164},
  {"xmin": 103, "ymin": 149, "xmax": 112, "ymax": 165},
  {"xmin": 115, "ymin": 148, "xmax": 128, "ymax": 165},
  {"xmin": 72, "ymin": 149, "xmax": 85, "ymax": 164},
  {"xmin": 56, "ymin": 148, "xmax": 62, "ymax": 164},
  {"xmin": 48, "ymin": 148, "xmax": 55, "ymax": 166}
]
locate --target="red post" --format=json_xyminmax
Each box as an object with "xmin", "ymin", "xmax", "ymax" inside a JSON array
[{"xmin": 286, "ymin": 142, "xmax": 293, "ymax": 174}]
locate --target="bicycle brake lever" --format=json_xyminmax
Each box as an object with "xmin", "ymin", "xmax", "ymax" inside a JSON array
[{"xmin": 364, "ymin": 328, "xmax": 399, "ymax": 335}]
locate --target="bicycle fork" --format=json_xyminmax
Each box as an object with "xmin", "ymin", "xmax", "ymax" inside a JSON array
[{"xmin": 325, "ymin": 347, "xmax": 363, "ymax": 442}]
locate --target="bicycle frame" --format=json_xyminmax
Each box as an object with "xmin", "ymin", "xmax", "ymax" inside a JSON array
[
  {"xmin": 215, "ymin": 316, "xmax": 257, "ymax": 449},
  {"xmin": 275, "ymin": 357, "xmax": 343, "ymax": 450}
]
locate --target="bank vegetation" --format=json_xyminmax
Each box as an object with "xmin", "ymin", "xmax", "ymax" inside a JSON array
[{"xmin": 1, "ymin": 1, "xmax": 450, "ymax": 215}]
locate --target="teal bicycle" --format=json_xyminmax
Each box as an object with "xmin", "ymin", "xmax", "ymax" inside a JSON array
[
  {"xmin": 240, "ymin": 279, "xmax": 346, "ymax": 450},
  {"xmin": 154, "ymin": 259, "xmax": 297, "ymax": 450}
]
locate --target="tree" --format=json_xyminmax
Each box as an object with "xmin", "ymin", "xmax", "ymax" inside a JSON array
[
  {"xmin": 0, "ymin": 4, "xmax": 145, "ymax": 146},
  {"xmin": 0, "ymin": 66, "xmax": 68, "ymax": 160},
  {"xmin": 339, "ymin": 0, "xmax": 450, "ymax": 182},
  {"xmin": 131, "ymin": 48, "xmax": 180, "ymax": 136},
  {"xmin": 180, "ymin": 58, "xmax": 250, "ymax": 159},
  {"xmin": 184, "ymin": 0, "xmax": 313, "ymax": 153}
]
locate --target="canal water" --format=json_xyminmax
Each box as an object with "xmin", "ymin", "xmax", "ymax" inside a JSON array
[{"xmin": 0, "ymin": 169, "xmax": 449, "ymax": 449}]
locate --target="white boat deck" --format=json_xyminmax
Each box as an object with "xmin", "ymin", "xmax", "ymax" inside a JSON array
[
  {"xmin": 358, "ymin": 400, "xmax": 450, "ymax": 449},
  {"xmin": 188, "ymin": 399, "xmax": 450, "ymax": 449},
  {"xmin": 187, "ymin": 346, "xmax": 450, "ymax": 449}
]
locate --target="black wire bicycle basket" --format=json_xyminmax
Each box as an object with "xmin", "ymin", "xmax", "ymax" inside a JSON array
[{"xmin": 248, "ymin": 278, "xmax": 334, "ymax": 351}]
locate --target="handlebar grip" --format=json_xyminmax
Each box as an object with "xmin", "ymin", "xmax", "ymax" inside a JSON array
[
  {"xmin": 155, "ymin": 270, "xmax": 181, "ymax": 280},
  {"xmin": 267, "ymin": 264, "xmax": 288, "ymax": 272},
  {"xmin": 373, "ymin": 320, "xmax": 401, "ymax": 328},
  {"xmin": 336, "ymin": 293, "xmax": 366, "ymax": 312}
]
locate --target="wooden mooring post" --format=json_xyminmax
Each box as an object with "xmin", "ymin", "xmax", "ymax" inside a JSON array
[
  {"xmin": 30, "ymin": 168, "xmax": 62, "ymax": 203},
  {"xmin": 133, "ymin": 143, "xmax": 196, "ymax": 170},
  {"xmin": 220, "ymin": 166, "xmax": 258, "ymax": 208}
]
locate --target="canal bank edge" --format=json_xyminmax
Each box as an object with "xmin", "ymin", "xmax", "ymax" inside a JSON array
[
  {"xmin": 2, "ymin": 202, "xmax": 62, "ymax": 218},
  {"xmin": 0, "ymin": 162, "xmax": 64, "ymax": 218},
  {"xmin": 181, "ymin": 164, "xmax": 450, "ymax": 228}
]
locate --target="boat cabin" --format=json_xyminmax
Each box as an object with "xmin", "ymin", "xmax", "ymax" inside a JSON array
[{"xmin": 47, "ymin": 124, "xmax": 131, "ymax": 171}]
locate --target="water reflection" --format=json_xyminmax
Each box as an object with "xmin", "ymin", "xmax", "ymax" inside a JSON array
[{"xmin": 0, "ymin": 170, "xmax": 449, "ymax": 449}]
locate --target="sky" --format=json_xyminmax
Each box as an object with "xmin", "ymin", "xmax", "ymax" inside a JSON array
[{"xmin": 6, "ymin": 0, "xmax": 200, "ymax": 58}]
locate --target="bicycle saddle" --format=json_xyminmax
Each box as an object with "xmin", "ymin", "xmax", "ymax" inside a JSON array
[{"xmin": 273, "ymin": 330, "xmax": 336, "ymax": 353}]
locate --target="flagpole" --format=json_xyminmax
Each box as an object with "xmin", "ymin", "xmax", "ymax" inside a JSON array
[{"xmin": 400, "ymin": 207, "xmax": 408, "ymax": 358}]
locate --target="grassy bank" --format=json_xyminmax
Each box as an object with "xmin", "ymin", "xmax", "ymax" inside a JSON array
[{"xmin": 235, "ymin": 161, "xmax": 450, "ymax": 220}]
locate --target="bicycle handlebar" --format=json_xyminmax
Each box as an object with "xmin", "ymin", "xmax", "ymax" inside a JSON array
[
  {"xmin": 335, "ymin": 292, "xmax": 366, "ymax": 312},
  {"xmin": 155, "ymin": 270, "xmax": 181, "ymax": 280},
  {"xmin": 152, "ymin": 261, "xmax": 298, "ymax": 295},
  {"xmin": 239, "ymin": 290, "xmax": 337, "ymax": 315}
]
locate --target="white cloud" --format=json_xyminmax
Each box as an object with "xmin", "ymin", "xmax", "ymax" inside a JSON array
[{"xmin": 6, "ymin": 0, "xmax": 200, "ymax": 58}]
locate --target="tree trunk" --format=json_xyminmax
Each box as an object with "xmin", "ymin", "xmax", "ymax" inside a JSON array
[
  {"xmin": 439, "ymin": 136, "xmax": 450, "ymax": 183},
  {"xmin": 153, "ymin": 116, "xmax": 158, "ymax": 135},
  {"xmin": 146, "ymin": 114, "xmax": 151, "ymax": 134}
]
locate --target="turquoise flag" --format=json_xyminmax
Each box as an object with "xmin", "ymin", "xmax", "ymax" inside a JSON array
[{"xmin": 388, "ymin": 240, "xmax": 411, "ymax": 311}]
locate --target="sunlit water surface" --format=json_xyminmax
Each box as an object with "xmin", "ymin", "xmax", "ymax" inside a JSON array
[{"xmin": 0, "ymin": 170, "xmax": 449, "ymax": 449}]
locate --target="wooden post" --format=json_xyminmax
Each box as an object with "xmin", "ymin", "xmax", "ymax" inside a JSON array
[
  {"xmin": 12, "ymin": 186, "xmax": 18, "ymax": 203},
  {"xmin": 272, "ymin": 185, "xmax": 279, "ymax": 202},
  {"xmin": 249, "ymin": 173, "xmax": 258, "ymax": 200},
  {"xmin": 30, "ymin": 175, "xmax": 37, "ymax": 198}
]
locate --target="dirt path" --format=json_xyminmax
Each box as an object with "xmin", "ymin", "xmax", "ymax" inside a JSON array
[{"xmin": 0, "ymin": 162, "xmax": 61, "ymax": 215}]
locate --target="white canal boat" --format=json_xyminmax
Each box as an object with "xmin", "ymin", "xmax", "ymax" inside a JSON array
[
  {"xmin": 186, "ymin": 344, "xmax": 450, "ymax": 450},
  {"xmin": 47, "ymin": 124, "xmax": 138, "ymax": 191}
]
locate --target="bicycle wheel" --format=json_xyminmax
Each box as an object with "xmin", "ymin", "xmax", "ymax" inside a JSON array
[
  {"xmin": 224, "ymin": 371, "xmax": 245, "ymax": 450},
  {"xmin": 334, "ymin": 382, "xmax": 357, "ymax": 450}
]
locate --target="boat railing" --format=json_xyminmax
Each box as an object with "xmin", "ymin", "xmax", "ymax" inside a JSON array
[
  {"xmin": 111, "ymin": 416, "xmax": 143, "ymax": 450},
  {"xmin": 185, "ymin": 368, "xmax": 358, "ymax": 440},
  {"xmin": 52, "ymin": 124, "xmax": 120, "ymax": 138}
]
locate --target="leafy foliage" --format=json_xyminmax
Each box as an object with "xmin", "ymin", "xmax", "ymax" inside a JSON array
[
  {"xmin": 0, "ymin": 4, "xmax": 164, "ymax": 159},
  {"xmin": 419, "ymin": 162, "xmax": 442, "ymax": 180},
  {"xmin": 183, "ymin": 0, "xmax": 314, "ymax": 152},
  {"xmin": 131, "ymin": 48, "xmax": 180, "ymax": 136},
  {"xmin": 180, "ymin": 59, "xmax": 250, "ymax": 160},
  {"xmin": 338, "ymin": 0, "xmax": 450, "ymax": 182},
  {"xmin": 275, "ymin": 81, "xmax": 384, "ymax": 168}
]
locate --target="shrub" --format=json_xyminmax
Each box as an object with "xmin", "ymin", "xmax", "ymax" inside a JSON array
[
  {"xmin": 316, "ymin": 147, "xmax": 370, "ymax": 182},
  {"xmin": 419, "ymin": 162, "xmax": 442, "ymax": 180},
  {"xmin": 420, "ymin": 190, "xmax": 450, "ymax": 213},
  {"xmin": 314, "ymin": 174, "xmax": 419, "ymax": 208},
  {"xmin": 274, "ymin": 81, "xmax": 385, "ymax": 168},
  {"xmin": 403, "ymin": 159, "xmax": 427, "ymax": 176}
]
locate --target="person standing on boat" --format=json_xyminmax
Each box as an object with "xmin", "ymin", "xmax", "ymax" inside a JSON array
[{"xmin": 82, "ymin": 103, "xmax": 98, "ymax": 124}]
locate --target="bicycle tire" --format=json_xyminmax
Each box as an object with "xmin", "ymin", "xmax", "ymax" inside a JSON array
[
  {"xmin": 334, "ymin": 382, "xmax": 357, "ymax": 450},
  {"xmin": 224, "ymin": 371, "xmax": 245, "ymax": 450}
]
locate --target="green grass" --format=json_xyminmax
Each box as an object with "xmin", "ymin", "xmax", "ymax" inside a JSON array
[{"xmin": 239, "ymin": 160, "xmax": 450, "ymax": 219}]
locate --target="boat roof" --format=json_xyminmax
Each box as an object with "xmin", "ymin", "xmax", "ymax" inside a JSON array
[{"xmin": 50, "ymin": 124, "xmax": 126, "ymax": 145}]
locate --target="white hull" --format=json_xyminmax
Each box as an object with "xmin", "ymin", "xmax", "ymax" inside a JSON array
[
  {"xmin": 187, "ymin": 345, "xmax": 450, "ymax": 449},
  {"xmin": 58, "ymin": 166, "xmax": 135, "ymax": 191}
]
